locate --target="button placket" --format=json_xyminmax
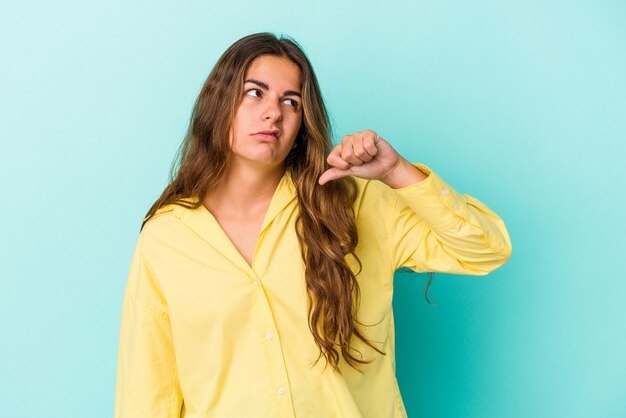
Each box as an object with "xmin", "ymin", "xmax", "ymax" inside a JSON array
[{"xmin": 253, "ymin": 276, "xmax": 295, "ymax": 415}]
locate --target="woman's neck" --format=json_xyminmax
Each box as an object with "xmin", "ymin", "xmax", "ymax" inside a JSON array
[{"xmin": 203, "ymin": 163, "xmax": 286, "ymax": 217}]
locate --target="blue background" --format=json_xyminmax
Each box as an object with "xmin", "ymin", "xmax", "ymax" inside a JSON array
[{"xmin": 1, "ymin": 1, "xmax": 625, "ymax": 417}]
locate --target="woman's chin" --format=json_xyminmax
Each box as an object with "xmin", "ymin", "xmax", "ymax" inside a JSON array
[{"xmin": 237, "ymin": 153, "xmax": 287, "ymax": 168}]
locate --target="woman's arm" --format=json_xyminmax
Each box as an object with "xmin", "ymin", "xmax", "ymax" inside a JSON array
[
  {"xmin": 319, "ymin": 129, "xmax": 511, "ymax": 275},
  {"xmin": 385, "ymin": 162, "xmax": 512, "ymax": 274},
  {"xmin": 114, "ymin": 232, "xmax": 183, "ymax": 417}
]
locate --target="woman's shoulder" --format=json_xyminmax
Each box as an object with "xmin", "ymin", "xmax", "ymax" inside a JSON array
[
  {"xmin": 141, "ymin": 197, "xmax": 198, "ymax": 236},
  {"xmin": 350, "ymin": 176, "xmax": 397, "ymax": 221}
]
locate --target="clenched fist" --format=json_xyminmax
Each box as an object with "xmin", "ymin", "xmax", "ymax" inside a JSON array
[{"xmin": 318, "ymin": 129, "xmax": 408, "ymax": 186}]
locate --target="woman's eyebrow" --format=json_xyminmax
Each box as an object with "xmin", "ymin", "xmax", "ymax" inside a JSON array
[{"xmin": 244, "ymin": 79, "xmax": 302, "ymax": 98}]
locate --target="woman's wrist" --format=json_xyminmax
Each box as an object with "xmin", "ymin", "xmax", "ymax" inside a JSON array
[{"xmin": 381, "ymin": 157, "xmax": 428, "ymax": 189}]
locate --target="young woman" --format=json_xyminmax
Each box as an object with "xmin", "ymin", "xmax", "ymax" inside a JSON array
[{"xmin": 114, "ymin": 32, "xmax": 512, "ymax": 418}]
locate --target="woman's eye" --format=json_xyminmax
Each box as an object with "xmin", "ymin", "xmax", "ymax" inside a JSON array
[
  {"xmin": 245, "ymin": 89, "xmax": 299, "ymax": 109},
  {"xmin": 285, "ymin": 98, "xmax": 299, "ymax": 109},
  {"xmin": 246, "ymin": 88, "xmax": 261, "ymax": 97}
]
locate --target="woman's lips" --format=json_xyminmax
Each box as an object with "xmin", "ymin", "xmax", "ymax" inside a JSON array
[{"xmin": 253, "ymin": 133, "xmax": 279, "ymax": 141}]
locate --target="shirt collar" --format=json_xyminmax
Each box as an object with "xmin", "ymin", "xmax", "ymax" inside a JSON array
[{"xmin": 162, "ymin": 169, "xmax": 298, "ymax": 276}]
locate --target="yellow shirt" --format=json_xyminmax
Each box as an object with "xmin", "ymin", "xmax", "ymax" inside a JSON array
[{"xmin": 114, "ymin": 163, "xmax": 512, "ymax": 418}]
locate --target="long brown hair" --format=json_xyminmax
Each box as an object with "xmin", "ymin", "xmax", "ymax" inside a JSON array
[{"xmin": 141, "ymin": 32, "xmax": 434, "ymax": 374}]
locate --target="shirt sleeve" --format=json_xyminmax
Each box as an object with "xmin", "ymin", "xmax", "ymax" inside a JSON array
[
  {"xmin": 114, "ymin": 230, "xmax": 184, "ymax": 417},
  {"xmin": 387, "ymin": 163, "xmax": 512, "ymax": 275}
]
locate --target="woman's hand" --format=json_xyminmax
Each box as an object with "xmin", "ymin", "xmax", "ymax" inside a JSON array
[{"xmin": 318, "ymin": 129, "xmax": 426, "ymax": 187}]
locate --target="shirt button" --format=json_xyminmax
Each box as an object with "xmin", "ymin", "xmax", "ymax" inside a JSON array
[
  {"xmin": 277, "ymin": 387, "xmax": 285, "ymax": 395},
  {"xmin": 453, "ymin": 203, "xmax": 460, "ymax": 209},
  {"xmin": 441, "ymin": 188, "xmax": 449, "ymax": 196},
  {"xmin": 265, "ymin": 332, "xmax": 273, "ymax": 340}
]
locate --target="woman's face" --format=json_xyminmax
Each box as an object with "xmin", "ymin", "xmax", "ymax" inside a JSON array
[{"xmin": 228, "ymin": 54, "xmax": 303, "ymax": 170}]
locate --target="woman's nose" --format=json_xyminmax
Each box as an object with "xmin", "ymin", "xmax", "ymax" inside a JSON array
[{"xmin": 263, "ymin": 99, "xmax": 282, "ymax": 121}]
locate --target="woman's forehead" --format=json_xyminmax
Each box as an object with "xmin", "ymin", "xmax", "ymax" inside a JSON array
[{"xmin": 245, "ymin": 56, "xmax": 302, "ymax": 89}]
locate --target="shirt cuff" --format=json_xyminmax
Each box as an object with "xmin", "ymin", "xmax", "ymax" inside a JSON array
[{"xmin": 389, "ymin": 163, "xmax": 470, "ymax": 230}]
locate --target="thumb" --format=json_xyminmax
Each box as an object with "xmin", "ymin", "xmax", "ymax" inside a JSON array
[{"xmin": 318, "ymin": 167, "xmax": 353, "ymax": 185}]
